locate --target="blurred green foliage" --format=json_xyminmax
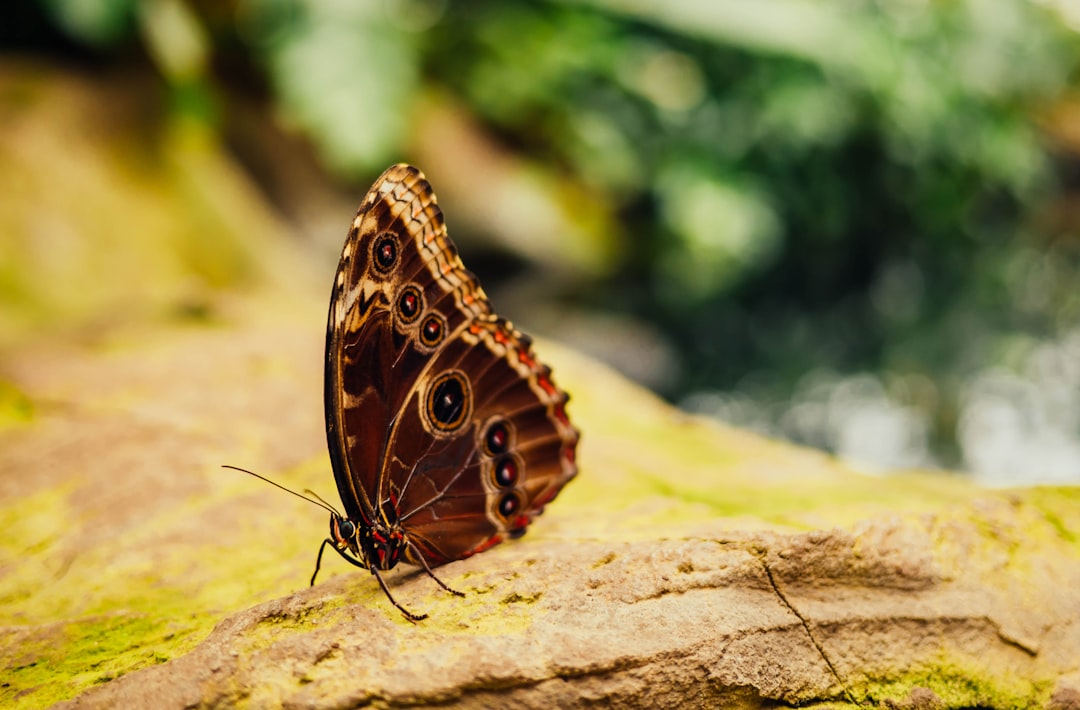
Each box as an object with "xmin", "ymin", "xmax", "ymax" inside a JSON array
[{"xmin": 13, "ymin": 0, "xmax": 1080, "ymax": 474}]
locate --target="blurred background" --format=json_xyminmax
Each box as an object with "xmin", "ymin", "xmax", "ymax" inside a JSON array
[{"xmin": 3, "ymin": 0, "xmax": 1079, "ymax": 486}]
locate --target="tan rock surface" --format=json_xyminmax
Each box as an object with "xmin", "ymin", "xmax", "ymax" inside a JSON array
[{"xmin": 1, "ymin": 318, "xmax": 1078, "ymax": 709}]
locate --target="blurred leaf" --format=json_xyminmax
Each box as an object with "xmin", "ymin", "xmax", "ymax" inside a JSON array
[
  {"xmin": 42, "ymin": 0, "xmax": 137, "ymax": 46},
  {"xmin": 242, "ymin": 0, "xmax": 421, "ymax": 173},
  {"xmin": 137, "ymin": 0, "xmax": 209, "ymax": 81},
  {"xmin": 656, "ymin": 167, "xmax": 780, "ymax": 301}
]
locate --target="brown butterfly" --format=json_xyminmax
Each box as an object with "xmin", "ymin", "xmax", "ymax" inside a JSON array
[{"xmin": 302, "ymin": 163, "xmax": 579, "ymax": 620}]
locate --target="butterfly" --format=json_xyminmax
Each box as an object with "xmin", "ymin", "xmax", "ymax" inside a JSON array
[{"xmin": 298, "ymin": 163, "xmax": 578, "ymax": 620}]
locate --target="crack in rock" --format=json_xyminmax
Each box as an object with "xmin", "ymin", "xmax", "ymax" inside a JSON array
[{"xmin": 758, "ymin": 553, "xmax": 858, "ymax": 706}]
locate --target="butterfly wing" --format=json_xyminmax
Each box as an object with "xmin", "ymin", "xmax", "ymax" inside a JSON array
[
  {"xmin": 388, "ymin": 315, "xmax": 579, "ymax": 565},
  {"xmin": 325, "ymin": 164, "xmax": 577, "ymax": 558},
  {"xmin": 325, "ymin": 164, "xmax": 490, "ymax": 524}
]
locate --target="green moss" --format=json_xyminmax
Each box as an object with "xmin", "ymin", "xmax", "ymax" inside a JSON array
[
  {"xmin": 500, "ymin": 591, "xmax": 542, "ymax": 605},
  {"xmin": 569, "ymin": 419, "xmax": 985, "ymax": 528},
  {"xmin": 1040, "ymin": 507, "xmax": 1077, "ymax": 544},
  {"xmin": 1, "ymin": 612, "xmax": 209, "ymax": 709},
  {"xmin": 1025, "ymin": 487, "xmax": 1080, "ymax": 545},
  {"xmin": 940, "ymin": 491, "xmax": 1080, "ymax": 584},
  {"xmin": 0, "ymin": 460, "xmax": 347, "ymax": 707},
  {"xmin": 0, "ymin": 380, "xmax": 34, "ymax": 427},
  {"xmin": 857, "ymin": 659, "xmax": 1054, "ymax": 709},
  {"xmin": 592, "ymin": 552, "xmax": 616, "ymax": 568},
  {"xmin": 0, "ymin": 485, "xmax": 71, "ymax": 570}
]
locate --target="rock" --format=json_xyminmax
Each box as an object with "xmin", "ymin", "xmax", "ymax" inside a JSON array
[{"xmin": 1, "ymin": 319, "xmax": 1077, "ymax": 709}]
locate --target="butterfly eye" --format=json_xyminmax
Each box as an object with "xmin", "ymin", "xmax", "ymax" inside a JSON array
[
  {"xmin": 338, "ymin": 519, "xmax": 356, "ymax": 540},
  {"xmin": 373, "ymin": 234, "xmax": 397, "ymax": 272},
  {"xmin": 426, "ymin": 371, "xmax": 471, "ymax": 432},
  {"xmin": 397, "ymin": 285, "xmax": 423, "ymax": 324}
]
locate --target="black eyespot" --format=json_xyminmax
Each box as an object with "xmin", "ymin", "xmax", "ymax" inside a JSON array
[
  {"xmin": 432, "ymin": 377, "xmax": 465, "ymax": 425},
  {"xmin": 397, "ymin": 285, "xmax": 422, "ymax": 323},
  {"xmin": 420, "ymin": 314, "xmax": 445, "ymax": 347},
  {"xmin": 494, "ymin": 457, "xmax": 518, "ymax": 487},
  {"xmin": 485, "ymin": 420, "xmax": 511, "ymax": 455},
  {"xmin": 498, "ymin": 492, "xmax": 521, "ymax": 518},
  {"xmin": 426, "ymin": 371, "xmax": 471, "ymax": 432},
  {"xmin": 373, "ymin": 234, "xmax": 397, "ymax": 272}
]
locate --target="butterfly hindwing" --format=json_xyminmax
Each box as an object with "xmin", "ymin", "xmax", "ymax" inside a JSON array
[{"xmin": 389, "ymin": 316, "xmax": 578, "ymax": 564}]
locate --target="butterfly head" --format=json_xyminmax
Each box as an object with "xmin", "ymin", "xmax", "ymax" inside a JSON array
[{"xmin": 329, "ymin": 512, "xmax": 407, "ymax": 571}]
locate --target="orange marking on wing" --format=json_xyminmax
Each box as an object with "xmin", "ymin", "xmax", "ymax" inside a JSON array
[
  {"xmin": 517, "ymin": 348, "xmax": 537, "ymax": 369},
  {"xmin": 537, "ymin": 375, "xmax": 558, "ymax": 397},
  {"xmin": 462, "ymin": 535, "xmax": 503, "ymax": 558},
  {"xmin": 532, "ymin": 488, "xmax": 557, "ymax": 508}
]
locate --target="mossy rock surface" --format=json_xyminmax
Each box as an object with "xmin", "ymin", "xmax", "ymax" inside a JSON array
[{"xmin": 2, "ymin": 316, "xmax": 1079, "ymax": 709}]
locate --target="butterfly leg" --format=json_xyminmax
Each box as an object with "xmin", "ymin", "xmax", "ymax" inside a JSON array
[
  {"xmin": 411, "ymin": 543, "xmax": 465, "ymax": 597},
  {"xmin": 368, "ymin": 565, "xmax": 428, "ymax": 622},
  {"xmin": 313, "ymin": 538, "xmax": 427, "ymax": 621},
  {"xmin": 310, "ymin": 537, "xmax": 333, "ymax": 586},
  {"xmin": 311, "ymin": 536, "xmax": 370, "ymax": 585}
]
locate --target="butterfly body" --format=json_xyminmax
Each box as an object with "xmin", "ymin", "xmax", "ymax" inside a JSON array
[{"xmin": 319, "ymin": 164, "xmax": 579, "ymax": 618}]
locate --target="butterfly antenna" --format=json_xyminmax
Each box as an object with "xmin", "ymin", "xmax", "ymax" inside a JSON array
[
  {"xmin": 302, "ymin": 488, "xmax": 341, "ymax": 513},
  {"xmin": 222, "ymin": 465, "xmax": 342, "ymax": 517}
]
